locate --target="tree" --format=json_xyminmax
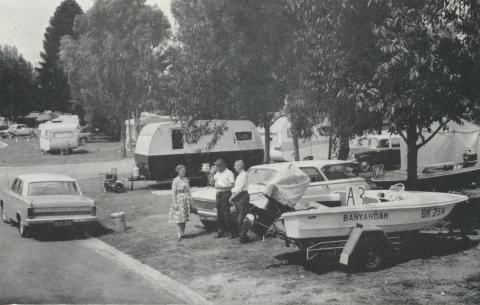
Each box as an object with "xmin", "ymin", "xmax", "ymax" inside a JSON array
[
  {"xmin": 60, "ymin": 0, "xmax": 171, "ymax": 152},
  {"xmin": 169, "ymin": 0, "xmax": 295, "ymax": 163},
  {"xmin": 37, "ymin": 0, "xmax": 83, "ymax": 112},
  {"xmin": 0, "ymin": 46, "xmax": 37, "ymax": 118},
  {"xmin": 373, "ymin": 0, "xmax": 480, "ymax": 187},
  {"xmin": 286, "ymin": 0, "xmax": 386, "ymax": 160}
]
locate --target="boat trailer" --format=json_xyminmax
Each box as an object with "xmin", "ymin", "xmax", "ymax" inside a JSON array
[{"xmin": 254, "ymin": 220, "xmax": 403, "ymax": 272}]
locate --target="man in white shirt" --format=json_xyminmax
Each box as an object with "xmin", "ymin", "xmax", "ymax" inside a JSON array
[
  {"xmin": 229, "ymin": 160, "xmax": 250, "ymax": 243},
  {"xmin": 213, "ymin": 158, "xmax": 235, "ymax": 238}
]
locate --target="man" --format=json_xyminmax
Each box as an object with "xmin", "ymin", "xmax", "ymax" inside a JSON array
[
  {"xmin": 213, "ymin": 158, "xmax": 235, "ymax": 238},
  {"xmin": 229, "ymin": 160, "xmax": 250, "ymax": 243}
]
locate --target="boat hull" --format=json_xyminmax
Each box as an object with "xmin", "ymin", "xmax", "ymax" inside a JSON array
[
  {"xmin": 282, "ymin": 191, "xmax": 467, "ymax": 240},
  {"xmin": 372, "ymin": 165, "xmax": 480, "ymax": 191}
]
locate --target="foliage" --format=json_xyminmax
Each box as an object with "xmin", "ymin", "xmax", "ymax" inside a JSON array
[
  {"xmin": 60, "ymin": 0, "xmax": 171, "ymax": 141},
  {"xmin": 373, "ymin": 0, "xmax": 480, "ymax": 186},
  {"xmin": 37, "ymin": 0, "xmax": 83, "ymax": 113},
  {"xmin": 169, "ymin": 0, "xmax": 294, "ymax": 161},
  {"xmin": 0, "ymin": 46, "xmax": 37, "ymax": 118},
  {"xmin": 286, "ymin": 0, "xmax": 386, "ymax": 160}
]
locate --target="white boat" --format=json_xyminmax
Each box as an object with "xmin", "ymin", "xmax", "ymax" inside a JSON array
[{"xmin": 281, "ymin": 187, "xmax": 468, "ymax": 240}]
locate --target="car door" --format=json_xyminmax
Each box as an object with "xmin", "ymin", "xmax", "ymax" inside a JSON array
[
  {"xmin": 299, "ymin": 166, "xmax": 330, "ymax": 199},
  {"xmin": 4, "ymin": 178, "xmax": 24, "ymax": 220},
  {"xmin": 376, "ymin": 138, "xmax": 391, "ymax": 166},
  {"xmin": 389, "ymin": 137, "xmax": 401, "ymax": 168}
]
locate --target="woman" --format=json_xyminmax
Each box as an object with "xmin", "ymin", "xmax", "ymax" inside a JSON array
[{"xmin": 169, "ymin": 164, "xmax": 191, "ymax": 241}]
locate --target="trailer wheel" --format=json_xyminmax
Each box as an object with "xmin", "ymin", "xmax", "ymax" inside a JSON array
[{"xmin": 351, "ymin": 237, "xmax": 386, "ymax": 272}]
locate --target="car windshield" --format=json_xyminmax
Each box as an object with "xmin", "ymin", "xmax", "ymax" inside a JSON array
[
  {"xmin": 247, "ymin": 168, "xmax": 278, "ymax": 185},
  {"xmin": 28, "ymin": 181, "xmax": 80, "ymax": 196},
  {"xmin": 357, "ymin": 137, "xmax": 379, "ymax": 148},
  {"xmin": 321, "ymin": 163, "xmax": 359, "ymax": 180}
]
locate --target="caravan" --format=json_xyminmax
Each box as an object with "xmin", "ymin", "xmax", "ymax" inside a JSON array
[
  {"xmin": 259, "ymin": 117, "xmax": 330, "ymax": 162},
  {"xmin": 135, "ymin": 120, "xmax": 264, "ymax": 182},
  {"xmin": 38, "ymin": 122, "xmax": 78, "ymax": 152}
]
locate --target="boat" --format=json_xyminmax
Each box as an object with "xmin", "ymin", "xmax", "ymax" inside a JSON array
[
  {"xmin": 281, "ymin": 186, "xmax": 468, "ymax": 240},
  {"xmin": 371, "ymin": 162, "xmax": 480, "ymax": 191}
]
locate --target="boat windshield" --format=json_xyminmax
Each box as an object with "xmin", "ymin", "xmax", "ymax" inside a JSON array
[
  {"xmin": 322, "ymin": 163, "xmax": 359, "ymax": 180},
  {"xmin": 247, "ymin": 168, "xmax": 278, "ymax": 185},
  {"xmin": 28, "ymin": 181, "xmax": 80, "ymax": 196}
]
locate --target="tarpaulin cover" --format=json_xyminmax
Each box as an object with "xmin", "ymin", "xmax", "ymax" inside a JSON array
[
  {"xmin": 400, "ymin": 119, "xmax": 480, "ymax": 170},
  {"xmin": 262, "ymin": 164, "xmax": 310, "ymax": 208}
]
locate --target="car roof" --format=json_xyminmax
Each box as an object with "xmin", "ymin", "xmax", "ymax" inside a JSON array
[
  {"xmin": 16, "ymin": 173, "xmax": 77, "ymax": 184},
  {"xmin": 249, "ymin": 159, "xmax": 355, "ymax": 170}
]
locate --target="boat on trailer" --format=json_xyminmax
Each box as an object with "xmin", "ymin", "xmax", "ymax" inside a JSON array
[
  {"xmin": 246, "ymin": 166, "xmax": 469, "ymax": 271},
  {"xmin": 282, "ymin": 186, "xmax": 466, "ymax": 240}
]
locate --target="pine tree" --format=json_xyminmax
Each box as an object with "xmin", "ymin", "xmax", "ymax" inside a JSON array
[{"xmin": 37, "ymin": 0, "xmax": 83, "ymax": 112}]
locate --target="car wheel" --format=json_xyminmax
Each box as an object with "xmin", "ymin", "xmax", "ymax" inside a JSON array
[
  {"xmin": 1, "ymin": 203, "xmax": 8, "ymax": 223},
  {"xmin": 79, "ymin": 137, "xmax": 87, "ymax": 145},
  {"xmin": 200, "ymin": 220, "xmax": 217, "ymax": 231},
  {"xmin": 17, "ymin": 216, "xmax": 29, "ymax": 238},
  {"xmin": 359, "ymin": 159, "xmax": 371, "ymax": 172}
]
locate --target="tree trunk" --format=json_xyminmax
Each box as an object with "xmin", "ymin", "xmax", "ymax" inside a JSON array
[
  {"xmin": 121, "ymin": 113, "xmax": 127, "ymax": 158},
  {"xmin": 263, "ymin": 118, "xmax": 271, "ymax": 164},
  {"xmin": 292, "ymin": 132, "xmax": 300, "ymax": 161},
  {"xmin": 337, "ymin": 135, "xmax": 350, "ymax": 160},
  {"xmin": 406, "ymin": 118, "xmax": 418, "ymax": 189}
]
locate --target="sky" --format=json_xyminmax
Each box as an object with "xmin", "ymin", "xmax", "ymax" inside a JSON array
[{"xmin": 0, "ymin": 0, "xmax": 172, "ymax": 66}]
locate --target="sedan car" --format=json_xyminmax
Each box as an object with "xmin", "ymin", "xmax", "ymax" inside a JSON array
[
  {"xmin": 0, "ymin": 124, "xmax": 33, "ymax": 138},
  {"xmin": 0, "ymin": 173, "xmax": 96, "ymax": 237},
  {"xmin": 350, "ymin": 134, "xmax": 401, "ymax": 172},
  {"xmin": 191, "ymin": 159, "xmax": 370, "ymax": 229}
]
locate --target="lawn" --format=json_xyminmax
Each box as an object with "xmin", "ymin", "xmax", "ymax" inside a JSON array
[
  {"xmin": 0, "ymin": 137, "xmax": 133, "ymax": 167},
  {"xmin": 77, "ymin": 176, "xmax": 480, "ymax": 305}
]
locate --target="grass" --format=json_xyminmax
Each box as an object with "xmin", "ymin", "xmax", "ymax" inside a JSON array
[
  {"xmin": 0, "ymin": 137, "xmax": 133, "ymax": 167},
  {"xmin": 76, "ymin": 175, "xmax": 480, "ymax": 305}
]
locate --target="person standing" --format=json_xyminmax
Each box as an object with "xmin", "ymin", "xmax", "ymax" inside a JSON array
[
  {"xmin": 169, "ymin": 164, "xmax": 191, "ymax": 241},
  {"xmin": 213, "ymin": 158, "xmax": 235, "ymax": 238},
  {"xmin": 230, "ymin": 160, "xmax": 250, "ymax": 243}
]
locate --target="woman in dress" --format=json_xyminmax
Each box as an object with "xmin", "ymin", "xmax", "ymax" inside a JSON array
[{"xmin": 169, "ymin": 164, "xmax": 191, "ymax": 241}]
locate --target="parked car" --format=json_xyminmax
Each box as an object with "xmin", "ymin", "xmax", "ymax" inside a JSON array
[
  {"xmin": 0, "ymin": 174, "xmax": 96, "ymax": 237},
  {"xmin": 191, "ymin": 159, "xmax": 370, "ymax": 230},
  {"xmin": 0, "ymin": 123, "xmax": 33, "ymax": 138},
  {"xmin": 77, "ymin": 125, "xmax": 92, "ymax": 145},
  {"xmin": 350, "ymin": 134, "xmax": 401, "ymax": 172}
]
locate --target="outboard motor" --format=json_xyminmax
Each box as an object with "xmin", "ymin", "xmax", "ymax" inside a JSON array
[{"xmin": 463, "ymin": 149, "xmax": 477, "ymax": 167}]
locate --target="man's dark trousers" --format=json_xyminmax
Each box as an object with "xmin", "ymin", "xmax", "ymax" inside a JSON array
[
  {"xmin": 216, "ymin": 190, "xmax": 233, "ymax": 236},
  {"xmin": 232, "ymin": 191, "xmax": 250, "ymax": 242}
]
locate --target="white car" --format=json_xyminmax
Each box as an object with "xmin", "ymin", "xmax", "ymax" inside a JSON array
[
  {"xmin": 0, "ymin": 124, "xmax": 33, "ymax": 138},
  {"xmin": 1, "ymin": 174, "xmax": 96, "ymax": 237},
  {"xmin": 191, "ymin": 159, "xmax": 370, "ymax": 228}
]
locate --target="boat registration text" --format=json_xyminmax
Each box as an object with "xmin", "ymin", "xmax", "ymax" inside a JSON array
[
  {"xmin": 343, "ymin": 212, "xmax": 389, "ymax": 222},
  {"xmin": 421, "ymin": 207, "xmax": 445, "ymax": 218}
]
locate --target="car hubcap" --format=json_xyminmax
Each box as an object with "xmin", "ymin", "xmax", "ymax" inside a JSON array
[{"xmin": 360, "ymin": 161, "xmax": 370, "ymax": 172}]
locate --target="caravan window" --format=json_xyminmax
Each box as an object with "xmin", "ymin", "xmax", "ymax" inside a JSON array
[
  {"xmin": 53, "ymin": 131, "xmax": 73, "ymax": 138},
  {"xmin": 234, "ymin": 131, "xmax": 254, "ymax": 142},
  {"xmin": 172, "ymin": 129, "xmax": 184, "ymax": 150}
]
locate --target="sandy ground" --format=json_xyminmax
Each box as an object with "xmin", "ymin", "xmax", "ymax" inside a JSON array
[{"xmin": 75, "ymin": 177, "xmax": 480, "ymax": 305}]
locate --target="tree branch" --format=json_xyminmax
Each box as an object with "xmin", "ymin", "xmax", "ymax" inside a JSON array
[
  {"xmin": 397, "ymin": 130, "xmax": 407, "ymax": 143},
  {"xmin": 416, "ymin": 120, "xmax": 449, "ymax": 149}
]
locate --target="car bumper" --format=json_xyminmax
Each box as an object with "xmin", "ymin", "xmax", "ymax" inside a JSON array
[
  {"xmin": 197, "ymin": 208, "xmax": 217, "ymax": 221},
  {"xmin": 25, "ymin": 216, "xmax": 97, "ymax": 226}
]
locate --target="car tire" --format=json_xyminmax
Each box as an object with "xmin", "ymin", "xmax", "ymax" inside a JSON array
[
  {"xmin": 359, "ymin": 159, "xmax": 371, "ymax": 172},
  {"xmin": 79, "ymin": 137, "xmax": 87, "ymax": 145},
  {"xmin": 200, "ymin": 220, "xmax": 217, "ymax": 231},
  {"xmin": 17, "ymin": 216, "xmax": 29, "ymax": 238},
  {"xmin": 1, "ymin": 203, "xmax": 8, "ymax": 223}
]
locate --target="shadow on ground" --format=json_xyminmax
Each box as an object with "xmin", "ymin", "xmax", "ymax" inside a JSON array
[
  {"xmin": 29, "ymin": 221, "xmax": 113, "ymax": 242},
  {"xmin": 274, "ymin": 231, "xmax": 480, "ymax": 275}
]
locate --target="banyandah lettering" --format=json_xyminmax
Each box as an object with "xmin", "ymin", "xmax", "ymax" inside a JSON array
[{"xmin": 343, "ymin": 212, "xmax": 389, "ymax": 222}]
